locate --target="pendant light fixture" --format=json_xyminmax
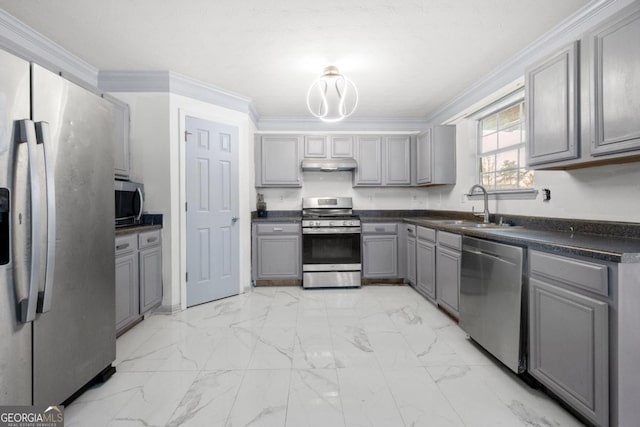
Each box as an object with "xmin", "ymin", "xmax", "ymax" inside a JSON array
[{"xmin": 306, "ymin": 66, "xmax": 358, "ymax": 123}]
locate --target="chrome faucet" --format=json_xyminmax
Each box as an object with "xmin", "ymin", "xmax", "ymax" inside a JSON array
[{"xmin": 469, "ymin": 184, "xmax": 490, "ymax": 223}]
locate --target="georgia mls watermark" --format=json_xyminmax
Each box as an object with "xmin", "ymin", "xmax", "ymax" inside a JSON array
[{"xmin": 0, "ymin": 405, "xmax": 64, "ymax": 427}]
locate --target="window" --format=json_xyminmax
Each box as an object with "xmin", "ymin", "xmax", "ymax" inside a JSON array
[{"xmin": 478, "ymin": 100, "xmax": 533, "ymax": 190}]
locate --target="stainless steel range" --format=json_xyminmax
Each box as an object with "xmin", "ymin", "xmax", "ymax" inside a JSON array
[{"xmin": 302, "ymin": 197, "xmax": 361, "ymax": 288}]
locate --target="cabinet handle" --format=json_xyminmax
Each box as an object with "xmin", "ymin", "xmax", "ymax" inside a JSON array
[
  {"xmin": 375, "ymin": 227, "xmax": 385, "ymax": 232},
  {"xmin": 147, "ymin": 237, "xmax": 158, "ymax": 243},
  {"xmin": 116, "ymin": 243, "xmax": 130, "ymax": 251},
  {"xmin": 272, "ymin": 227, "xmax": 284, "ymax": 232}
]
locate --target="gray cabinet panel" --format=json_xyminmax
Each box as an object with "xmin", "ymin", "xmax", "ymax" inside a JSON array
[
  {"xmin": 415, "ymin": 126, "xmax": 456, "ymax": 185},
  {"xmin": 110, "ymin": 98, "xmax": 131, "ymax": 179},
  {"xmin": 526, "ymin": 41, "xmax": 580, "ymax": 166},
  {"xmin": 416, "ymin": 239, "xmax": 436, "ymax": 299},
  {"xmin": 115, "ymin": 251, "xmax": 139, "ymax": 332},
  {"xmin": 354, "ymin": 136, "xmax": 383, "ymax": 185},
  {"xmin": 590, "ymin": 7, "xmax": 640, "ymax": 156},
  {"xmin": 363, "ymin": 235, "xmax": 398, "ymax": 278},
  {"xmin": 257, "ymin": 135, "xmax": 302, "ymax": 187},
  {"xmin": 436, "ymin": 246, "xmax": 460, "ymax": 316},
  {"xmin": 530, "ymin": 250, "xmax": 608, "ymax": 297},
  {"xmin": 416, "ymin": 129, "xmax": 432, "ymax": 184},
  {"xmin": 529, "ymin": 277, "xmax": 609, "ymax": 427},
  {"xmin": 406, "ymin": 235, "xmax": 417, "ymax": 286},
  {"xmin": 256, "ymin": 235, "xmax": 301, "ymax": 279},
  {"xmin": 384, "ymin": 136, "xmax": 411, "ymax": 185},
  {"xmin": 140, "ymin": 245, "xmax": 162, "ymax": 313},
  {"xmin": 304, "ymin": 135, "xmax": 328, "ymax": 158},
  {"xmin": 330, "ymin": 136, "xmax": 354, "ymax": 158}
]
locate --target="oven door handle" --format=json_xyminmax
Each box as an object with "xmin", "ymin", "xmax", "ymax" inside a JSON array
[{"xmin": 302, "ymin": 227, "xmax": 361, "ymax": 234}]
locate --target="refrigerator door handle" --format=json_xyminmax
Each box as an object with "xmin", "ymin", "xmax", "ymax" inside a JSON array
[
  {"xmin": 17, "ymin": 120, "xmax": 42, "ymax": 323},
  {"xmin": 35, "ymin": 122, "xmax": 56, "ymax": 313}
]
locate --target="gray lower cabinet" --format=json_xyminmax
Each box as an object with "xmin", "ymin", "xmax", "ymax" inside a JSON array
[
  {"xmin": 115, "ymin": 229, "xmax": 163, "ymax": 335},
  {"xmin": 415, "ymin": 126, "xmax": 456, "ymax": 185},
  {"xmin": 255, "ymin": 135, "xmax": 302, "ymax": 187},
  {"xmin": 139, "ymin": 230, "xmax": 163, "ymax": 313},
  {"xmin": 436, "ymin": 231, "xmax": 461, "ymax": 317},
  {"xmin": 416, "ymin": 239, "xmax": 436, "ymax": 299},
  {"xmin": 405, "ymin": 224, "xmax": 417, "ymax": 286},
  {"xmin": 254, "ymin": 223, "xmax": 301, "ymax": 280},
  {"xmin": 529, "ymin": 250, "xmax": 609, "ymax": 427},
  {"xmin": 362, "ymin": 223, "xmax": 398, "ymax": 278},
  {"xmin": 115, "ymin": 249, "xmax": 139, "ymax": 333}
]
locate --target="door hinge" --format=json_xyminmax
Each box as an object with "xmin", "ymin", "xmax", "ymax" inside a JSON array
[{"xmin": 184, "ymin": 131, "xmax": 192, "ymax": 142}]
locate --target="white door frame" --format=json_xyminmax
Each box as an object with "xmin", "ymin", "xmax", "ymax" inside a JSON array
[{"xmin": 177, "ymin": 107, "xmax": 245, "ymax": 311}]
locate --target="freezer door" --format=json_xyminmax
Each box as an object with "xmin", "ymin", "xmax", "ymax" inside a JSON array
[
  {"xmin": 0, "ymin": 49, "xmax": 32, "ymax": 405},
  {"xmin": 31, "ymin": 64, "xmax": 116, "ymax": 405}
]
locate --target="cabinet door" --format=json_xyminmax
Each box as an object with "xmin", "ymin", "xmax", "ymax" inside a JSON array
[
  {"xmin": 436, "ymin": 246, "xmax": 461, "ymax": 316},
  {"xmin": 140, "ymin": 245, "xmax": 162, "ymax": 313},
  {"xmin": 330, "ymin": 136, "xmax": 354, "ymax": 158},
  {"xmin": 416, "ymin": 129, "xmax": 432, "ymax": 184},
  {"xmin": 115, "ymin": 252, "xmax": 139, "ymax": 332},
  {"xmin": 526, "ymin": 41, "xmax": 580, "ymax": 166},
  {"xmin": 363, "ymin": 235, "xmax": 398, "ymax": 278},
  {"xmin": 590, "ymin": 7, "xmax": 640, "ymax": 156},
  {"xmin": 353, "ymin": 136, "xmax": 382, "ymax": 185},
  {"xmin": 257, "ymin": 235, "xmax": 301, "ymax": 279},
  {"xmin": 259, "ymin": 136, "xmax": 302, "ymax": 186},
  {"xmin": 304, "ymin": 135, "xmax": 328, "ymax": 158},
  {"xmin": 529, "ymin": 278, "xmax": 609, "ymax": 427},
  {"xmin": 406, "ymin": 236, "xmax": 416, "ymax": 285},
  {"xmin": 416, "ymin": 239, "xmax": 436, "ymax": 299},
  {"xmin": 384, "ymin": 136, "xmax": 411, "ymax": 185},
  {"xmin": 107, "ymin": 96, "xmax": 131, "ymax": 179}
]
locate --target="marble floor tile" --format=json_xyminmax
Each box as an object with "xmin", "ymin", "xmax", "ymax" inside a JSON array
[
  {"xmin": 65, "ymin": 285, "xmax": 584, "ymax": 427},
  {"xmin": 286, "ymin": 369, "xmax": 344, "ymax": 427},
  {"xmin": 225, "ymin": 369, "xmax": 291, "ymax": 427},
  {"xmin": 338, "ymin": 367, "xmax": 406, "ymax": 427},
  {"xmin": 384, "ymin": 367, "xmax": 465, "ymax": 427}
]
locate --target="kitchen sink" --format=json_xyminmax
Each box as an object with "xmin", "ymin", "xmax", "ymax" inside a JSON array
[
  {"xmin": 459, "ymin": 223, "xmax": 521, "ymax": 229},
  {"xmin": 425, "ymin": 219, "xmax": 475, "ymax": 225}
]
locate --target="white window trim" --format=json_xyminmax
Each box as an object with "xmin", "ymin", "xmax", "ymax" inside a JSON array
[{"xmin": 471, "ymin": 89, "xmax": 538, "ymax": 199}]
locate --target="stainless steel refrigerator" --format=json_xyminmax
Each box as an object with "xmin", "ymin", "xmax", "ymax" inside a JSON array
[{"xmin": 0, "ymin": 48, "xmax": 116, "ymax": 405}]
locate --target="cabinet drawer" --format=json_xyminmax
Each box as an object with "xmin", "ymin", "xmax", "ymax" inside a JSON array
[
  {"xmin": 417, "ymin": 226, "xmax": 436, "ymax": 242},
  {"xmin": 139, "ymin": 229, "xmax": 161, "ymax": 249},
  {"xmin": 530, "ymin": 250, "xmax": 608, "ymax": 297},
  {"xmin": 256, "ymin": 223, "xmax": 300, "ymax": 234},
  {"xmin": 405, "ymin": 224, "xmax": 416, "ymax": 237},
  {"xmin": 115, "ymin": 234, "xmax": 137, "ymax": 256},
  {"xmin": 362, "ymin": 223, "xmax": 397, "ymax": 234},
  {"xmin": 438, "ymin": 231, "xmax": 461, "ymax": 251}
]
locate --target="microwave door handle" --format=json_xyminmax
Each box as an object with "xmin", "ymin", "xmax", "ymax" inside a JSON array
[
  {"xmin": 17, "ymin": 120, "xmax": 42, "ymax": 323},
  {"xmin": 35, "ymin": 122, "xmax": 56, "ymax": 313},
  {"xmin": 136, "ymin": 187, "xmax": 144, "ymax": 221}
]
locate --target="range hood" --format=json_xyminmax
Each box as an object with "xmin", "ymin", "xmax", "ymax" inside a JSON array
[{"xmin": 301, "ymin": 158, "xmax": 358, "ymax": 172}]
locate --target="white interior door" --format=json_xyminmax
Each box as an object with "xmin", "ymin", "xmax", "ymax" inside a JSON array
[{"xmin": 186, "ymin": 116, "xmax": 239, "ymax": 307}]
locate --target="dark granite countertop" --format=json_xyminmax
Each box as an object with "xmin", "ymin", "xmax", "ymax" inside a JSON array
[
  {"xmin": 252, "ymin": 216, "xmax": 302, "ymax": 223},
  {"xmin": 402, "ymin": 217, "xmax": 640, "ymax": 264},
  {"xmin": 115, "ymin": 224, "xmax": 162, "ymax": 236}
]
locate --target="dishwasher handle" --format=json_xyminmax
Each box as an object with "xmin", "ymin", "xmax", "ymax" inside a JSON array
[{"xmin": 463, "ymin": 247, "xmax": 518, "ymax": 267}]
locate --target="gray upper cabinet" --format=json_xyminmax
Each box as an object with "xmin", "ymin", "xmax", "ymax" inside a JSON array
[
  {"xmin": 526, "ymin": 41, "xmax": 580, "ymax": 166},
  {"xmin": 108, "ymin": 96, "xmax": 131, "ymax": 179},
  {"xmin": 303, "ymin": 135, "xmax": 353, "ymax": 159},
  {"xmin": 589, "ymin": 6, "xmax": 640, "ymax": 157},
  {"xmin": 528, "ymin": 250, "xmax": 609, "ymax": 427},
  {"xmin": 353, "ymin": 136, "xmax": 383, "ymax": 185},
  {"xmin": 255, "ymin": 135, "xmax": 302, "ymax": 187},
  {"xmin": 384, "ymin": 136, "xmax": 412, "ymax": 185},
  {"xmin": 415, "ymin": 125, "xmax": 456, "ymax": 185}
]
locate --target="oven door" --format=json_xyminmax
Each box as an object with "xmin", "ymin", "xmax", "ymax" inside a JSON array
[{"xmin": 302, "ymin": 228, "xmax": 361, "ymax": 271}]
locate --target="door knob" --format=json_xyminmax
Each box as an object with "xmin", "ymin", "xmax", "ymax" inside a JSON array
[{"xmin": 231, "ymin": 216, "xmax": 239, "ymax": 223}]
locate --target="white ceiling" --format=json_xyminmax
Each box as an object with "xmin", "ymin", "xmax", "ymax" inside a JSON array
[{"xmin": 0, "ymin": 0, "xmax": 589, "ymax": 119}]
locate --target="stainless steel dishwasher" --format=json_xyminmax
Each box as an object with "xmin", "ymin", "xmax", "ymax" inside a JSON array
[{"xmin": 459, "ymin": 236, "xmax": 526, "ymax": 373}]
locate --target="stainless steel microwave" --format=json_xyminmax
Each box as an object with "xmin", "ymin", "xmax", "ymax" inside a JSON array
[{"xmin": 115, "ymin": 180, "xmax": 144, "ymax": 227}]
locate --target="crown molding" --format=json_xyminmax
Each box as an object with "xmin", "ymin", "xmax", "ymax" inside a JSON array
[
  {"xmin": 0, "ymin": 9, "xmax": 99, "ymax": 87},
  {"xmin": 426, "ymin": 0, "xmax": 626, "ymax": 124},
  {"xmin": 256, "ymin": 116, "xmax": 429, "ymax": 132}
]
